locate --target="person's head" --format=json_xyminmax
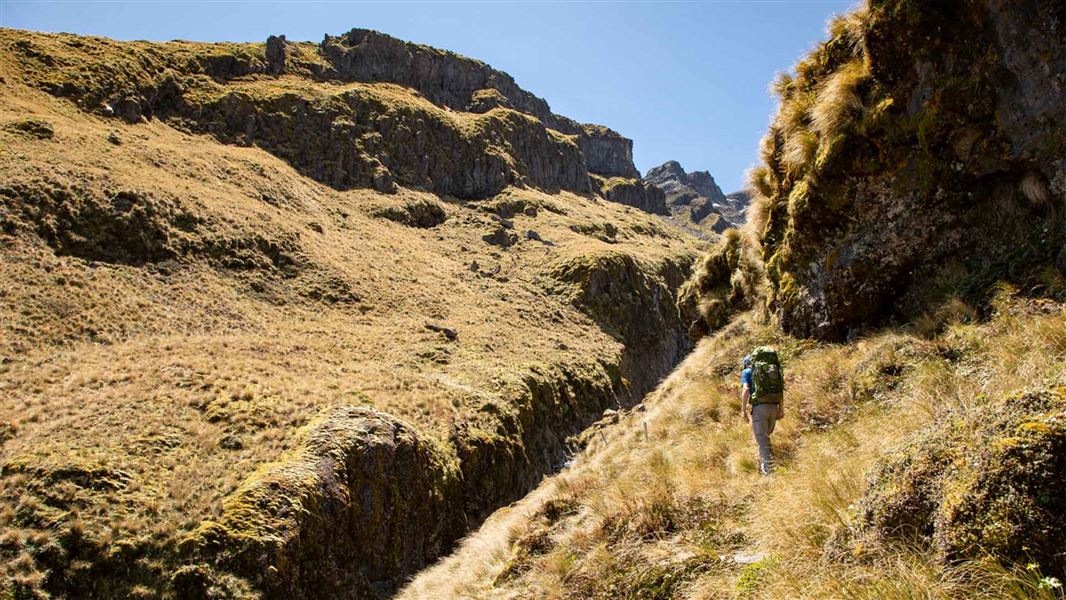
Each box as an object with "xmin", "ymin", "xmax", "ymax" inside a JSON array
[{"xmin": 742, "ymin": 355, "xmax": 752, "ymax": 368}]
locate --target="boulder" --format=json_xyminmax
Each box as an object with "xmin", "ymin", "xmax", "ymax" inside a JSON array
[{"xmin": 483, "ymin": 226, "xmax": 518, "ymax": 248}]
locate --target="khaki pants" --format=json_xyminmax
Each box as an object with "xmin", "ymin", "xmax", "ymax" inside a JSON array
[{"xmin": 751, "ymin": 403, "xmax": 778, "ymax": 475}]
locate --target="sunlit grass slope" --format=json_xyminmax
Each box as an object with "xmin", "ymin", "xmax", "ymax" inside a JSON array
[
  {"xmin": 0, "ymin": 29, "xmax": 702, "ymax": 597},
  {"xmin": 404, "ymin": 289, "xmax": 1064, "ymax": 599}
]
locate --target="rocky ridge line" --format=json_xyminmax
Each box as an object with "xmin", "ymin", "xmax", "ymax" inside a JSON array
[{"xmin": 8, "ymin": 28, "xmax": 647, "ymax": 200}]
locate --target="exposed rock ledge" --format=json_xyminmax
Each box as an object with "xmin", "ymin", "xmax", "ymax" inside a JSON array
[{"xmin": 184, "ymin": 407, "xmax": 465, "ymax": 599}]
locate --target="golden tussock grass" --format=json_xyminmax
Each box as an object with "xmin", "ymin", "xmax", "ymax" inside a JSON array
[{"xmin": 808, "ymin": 59, "xmax": 870, "ymax": 142}]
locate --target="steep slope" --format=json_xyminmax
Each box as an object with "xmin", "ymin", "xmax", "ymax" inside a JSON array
[
  {"xmin": 644, "ymin": 160, "xmax": 749, "ymax": 238},
  {"xmin": 0, "ymin": 29, "xmax": 700, "ymax": 598}
]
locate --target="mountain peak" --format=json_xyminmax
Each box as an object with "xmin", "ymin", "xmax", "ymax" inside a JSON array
[{"xmin": 642, "ymin": 160, "xmax": 746, "ymax": 237}]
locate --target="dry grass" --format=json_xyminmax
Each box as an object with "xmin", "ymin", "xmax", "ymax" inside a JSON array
[
  {"xmin": 405, "ymin": 293, "xmax": 1065, "ymax": 599},
  {"xmin": 809, "ymin": 58, "xmax": 869, "ymax": 141},
  {"xmin": 0, "ymin": 30, "xmax": 702, "ymax": 595}
]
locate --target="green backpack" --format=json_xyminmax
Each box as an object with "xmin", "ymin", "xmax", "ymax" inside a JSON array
[{"xmin": 750, "ymin": 346, "xmax": 784, "ymax": 404}]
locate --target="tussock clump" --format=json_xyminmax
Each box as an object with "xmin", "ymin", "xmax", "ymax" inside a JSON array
[
  {"xmin": 825, "ymin": 6, "xmax": 868, "ymax": 58},
  {"xmin": 678, "ymin": 228, "xmax": 767, "ymax": 338},
  {"xmin": 1020, "ymin": 171, "xmax": 1051, "ymax": 207},
  {"xmin": 781, "ymin": 129, "xmax": 819, "ymax": 175},
  {"xmin": 809, "ymin": 58, "xmax": 869, "ymax": 141}
]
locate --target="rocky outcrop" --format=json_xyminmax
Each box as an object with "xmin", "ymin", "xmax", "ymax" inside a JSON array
[
  {"xmin": 181, "ymin": 87, "xmax": 592, "ymax": 198},
  {"xmin": 317, "ymin": 30, "xmax": 641, "ymax": 181},
  {"xmin": 0, "ymin": 178, "xmax": 307, "ymax": 271},
  {"xmin": 450, "ymin": 359, "xmax": 622, "ymax": 521},
  {"xmin": 318, "ymin": 29, "xmax": 556, "ymax": 127},
  {"xmin": 577, "ymin": 125, "xmax": 641, "ymax": 179},
  {"xmin": 313, "ymin": 28, "xmax": 641, "ymax": 180},
  {"xmin": 644, "ymin": 161, "xmax": 748, "ymax": 236},
  {"xmin": 186, "ymin": 407, "xmax": 466, "ymax": 599},
  {"xmin": 547, "ymin": 252, "xmax": 696, "ymax": 397},
  {"xmin": 722, "ymin": 190, "xmax": 751, "ymax": 223},
  {"xmin": 645, "ymin": 162, "xmax": 722, "ymax": 205},
  {"xmin": 690, "ymin": 0, "xmax": 1065, "ymax": 340},
  {"xmin": 855, "ymin": 386, "xmax": 1065, "ymax": 571},
  {"xmin": 596, "ymin": 176, "xmax": 668, "ymax": 215},
  {"xmin": 265, "ymin": 35, "xmax": 287, "ymax": 75}
]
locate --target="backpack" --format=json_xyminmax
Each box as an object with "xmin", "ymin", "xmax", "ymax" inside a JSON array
[{"xmin": 750, "ymin": 346, "xmax": 784, "ymax": 404}]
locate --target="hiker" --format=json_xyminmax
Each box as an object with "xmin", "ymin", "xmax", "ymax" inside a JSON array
[{"xmin": 740, "ymin": 347, "xmax": 785, "ymax": 475}]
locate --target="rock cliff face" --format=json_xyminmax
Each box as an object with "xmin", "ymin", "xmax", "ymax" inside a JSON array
[
  {"xmin": 643, "ymin": 161, "xmax": 748, "ymax": 237},
  {"xmin": 547, "ymin": 251, "xmax": 696, "ymax": 395},
  {"xmin": 595, "ymin": 176, "xmax": 669, "ymax": 215},
  {"xmin": 576, "ymin": 125, "xmax": 641, "ymax": 179},
  {"xmin": 9, "ymin": 27, "xmax": 644, "ymax": 200},
  {"xmin": 183, "ymin": 86, "xmax": 592, "ymax": 198},
  {"xmin": 691, "ymin": 0, "xmax": 1065, "ymax": 340}
]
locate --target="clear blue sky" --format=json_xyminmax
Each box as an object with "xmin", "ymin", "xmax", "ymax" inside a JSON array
[{"xmin": 1, "ymin": 0, "xmax": 854, "ymax": 192}]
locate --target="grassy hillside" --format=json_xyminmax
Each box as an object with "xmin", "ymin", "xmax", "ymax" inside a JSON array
[
  {"xmin": 403, "ymin": 291, "xmax": 1064, "ymax": 599},
  {"xmin": 0, "ymin": 29, "xmax": 703, "ymax": 598}
]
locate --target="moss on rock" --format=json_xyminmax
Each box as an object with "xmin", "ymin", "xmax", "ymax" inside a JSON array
[
  {"xmin": 183, "ymin": 406, "xmax": 466, "ymax": 599},
  {"xmin": 857, "ymin": 385, "xmax": 1066, "ymax": 572}
]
